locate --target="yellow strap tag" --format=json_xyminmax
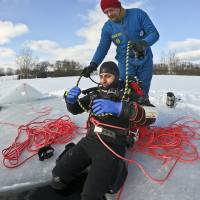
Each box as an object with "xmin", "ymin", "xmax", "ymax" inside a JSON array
[{"xmin": 64, "ymin": 90, "xmax": 68, "ymax": 97}]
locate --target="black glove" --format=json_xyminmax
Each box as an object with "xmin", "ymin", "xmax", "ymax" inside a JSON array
[
  {"xmin": 81, "ymin": 62, "xmax": 98, "ymax": 78},
  {"xmin": 130, "ymin": 40, "xmax": 148, "ymax": 59},
  {"xmin": 131, "ymin": 40, "xmax": 148, "ymax": 52}
]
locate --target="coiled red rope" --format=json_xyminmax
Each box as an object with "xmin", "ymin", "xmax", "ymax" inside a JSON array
[
  {"xmin": 1, "ymin": 112, "xmax": 200, "ymax": 199},
  {"xmin": 135, "ymin": 116, "xmax": 200, "ymax": 164},
  {"xmin": 2, "ymin": 115, "xmax": 77, "ymax": 168},
  {"xmin": 95, "ymin": 116, "xmax": 200, "ymax": 200}
]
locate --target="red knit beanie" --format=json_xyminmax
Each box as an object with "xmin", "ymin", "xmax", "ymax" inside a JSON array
[{"xmin": 100, "ymin": 0, "xmax": 121, "ymax": 11}]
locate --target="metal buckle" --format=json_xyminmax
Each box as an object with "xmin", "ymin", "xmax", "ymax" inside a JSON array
[
  {"xmin": 94, "ymin": 126, "xmax": 116, "ymax": 138},
  {"xmin": 107, "ymin": 88, "xmax": 118, "ymax": 96},
  {"xmin": 129, "ymin": 129, "xmax": 139, "ymax": 142}
]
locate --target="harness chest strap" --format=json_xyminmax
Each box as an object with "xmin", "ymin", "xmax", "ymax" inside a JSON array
[
  {"xmin": 89, "ymin": 116, "xmax": 127, "ymax": 131},
  {"xmin": 89, "ymin": 117, "xmax": 140, "ymax": 141},
  {"xmin": 94, "ymin": 126, "xmax": 118, "ymax": 139}
]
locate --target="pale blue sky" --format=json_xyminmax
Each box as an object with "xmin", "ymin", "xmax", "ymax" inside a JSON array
[{"xmin": 0, "ymin": 0, "xmax": 200, "ymax": 69}]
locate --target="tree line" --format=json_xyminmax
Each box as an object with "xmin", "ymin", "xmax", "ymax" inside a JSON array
[
  {"xmin": 153, "ymin": 51, "xmax": 200, "ymax": 75},
  {"xmin": 0, "ymin": 48, "xmax": 84, "ymax": 79},
  {"xmin": 0, "ymin": 48, "xmax": 200, "ymax": 78},
  {"xmin": 16, "ymin": 59, "xmax": 84, "ymax": 79}
]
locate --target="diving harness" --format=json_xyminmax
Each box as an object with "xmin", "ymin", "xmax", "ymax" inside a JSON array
[{"xmin": 71, "ymin": 41, "xmax": 144, "ymax": 146}]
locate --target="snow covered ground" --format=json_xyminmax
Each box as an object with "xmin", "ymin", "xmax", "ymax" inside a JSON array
[{"xmin": 0, "ymin": 75, "xmax": 200, "ymax": 200}]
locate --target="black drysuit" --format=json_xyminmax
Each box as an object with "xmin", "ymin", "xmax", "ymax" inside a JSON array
[{"xmin": 52, "ymin": 84, "xmax": 155, "ymax": 200}]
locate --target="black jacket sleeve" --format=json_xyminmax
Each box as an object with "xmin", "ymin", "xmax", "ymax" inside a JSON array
[
  {"xmin": 119, "ymin": 100, "xmax": 157, "ymax": 126},
  {"xmin": 66, "ymin": 94, "xmax": 91, "ymax": 115}
]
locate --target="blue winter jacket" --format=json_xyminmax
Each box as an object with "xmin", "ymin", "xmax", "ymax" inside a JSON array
[{"xmin": 91, "ymin": 8, "xmax": 159, "ymax": 80}]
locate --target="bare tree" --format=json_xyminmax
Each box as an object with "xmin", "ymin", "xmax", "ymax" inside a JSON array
[
  {"xmin": 5, "ymin": 68, "xmax": 14, "ymax": 76},
  {"xmin": 159, "ymin": 51, "xmax": 167, "ymax": 66},
  {"xmin": 156, "ymin": 50, "xmax": 200, "ymax": 75},
  {"xmin": 33, "ymin": 61, "xmax": 50, "ymax": 78},
  {"xmin": 167, "ymin": 51, "xmax": 180, "ymax": 74},
  {"xmin": 16, "ymin": 47, "xmax": 38, "ymax": 79},
  {"xmin": 0, "ymin": 67, "xmax": 5, "ymax": 76}
]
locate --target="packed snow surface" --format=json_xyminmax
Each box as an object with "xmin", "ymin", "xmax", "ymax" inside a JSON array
[{"xmin": 0, "ymin": 75, "xmax": 200, "ymax": 200}]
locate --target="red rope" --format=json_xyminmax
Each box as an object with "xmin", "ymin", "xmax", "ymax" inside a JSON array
[
  {"xmin": 1, "ymin": 85, "xmax": 77, "ymax": 168},
  {"xmin": 2, "ymin": 115, "xmax": 77, "ymax": 168},
  {"xmin": 2, "ymin": 111, "xmax": 200, "ymax": 198},
  {"xmin": 21, "ymin": 82, "xmax": 53, "ymax": 115},
  {"xmin": 95, "ymin": 116, "xmax": 200, "ymax": 199},
  {"xmin": 135, "ymin": 116, "xmax": 200, "ymax": 164},
  {"xmin": 90, "ymin": 117, "xmax": 127, "ymax": 131}
]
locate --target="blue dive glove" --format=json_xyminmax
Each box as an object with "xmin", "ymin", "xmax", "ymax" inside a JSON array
[
  {"xmin": 65, "ymin": 86, "xmax": 81, "ymax": 104},
  {"xmin": 92, "ymin": 99, "xmax": 122, "ymax": 116}
]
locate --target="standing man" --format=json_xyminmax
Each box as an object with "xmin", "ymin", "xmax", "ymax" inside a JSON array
[{"xmin": 81, "ymin": 0, "xmax": 159, "ymax": 97}]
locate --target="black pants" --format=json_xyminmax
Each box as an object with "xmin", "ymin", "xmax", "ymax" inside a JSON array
[{"xmin": 52, "ymin": 134, "xmax": 126, "ymax": 200}]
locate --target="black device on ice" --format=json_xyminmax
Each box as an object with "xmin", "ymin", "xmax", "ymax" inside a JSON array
[
  {"xmin": 166, "ymin": 92, "xmax": 175, "ymax": 108},
  {"xmin": 38, "ymin": 145, "xmax": 54, "ymax": 161}
]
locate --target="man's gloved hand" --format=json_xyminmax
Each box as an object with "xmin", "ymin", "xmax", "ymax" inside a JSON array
[
  {"xmin": 131, "ymin": 40, "xmax": 148, "ymax": 52},
  {"xmin": 92, "ymin": 99, "xmax": 122, "ymax": 116},
  {"xmin": 81, "ymin": 62, "xmax": 98, "ymax": 78},
  {"xmin": 65, "ymin": 86, "xmax": 81, "ymax": 104}
]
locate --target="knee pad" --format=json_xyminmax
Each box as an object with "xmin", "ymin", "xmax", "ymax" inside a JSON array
[
  {"xmin": 108, "ymin": 160, "xmax": 128, "ymax": 194},
  {"xmin": 105, "ymin": 192, "xmax": 118, "ymax": 200},
  {"xmin": 82, "ymin": 193, "xmax": 105, "ymax": 200},
  {"xmin": 56, "ymin": 142, "xmax": 76, "ymax": 164},
  {"xmin": 51, "ymin": 142, "xmax": 76, "ymax": 190},
  {"xmin": 50, "ymin": 176, "xmax": 67, "ymax": 190}
]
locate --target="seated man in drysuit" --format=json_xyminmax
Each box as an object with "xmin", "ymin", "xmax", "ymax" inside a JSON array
[{"xmin": 51, "ymin": 61, "xmax": 157, "ymax": 200}]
